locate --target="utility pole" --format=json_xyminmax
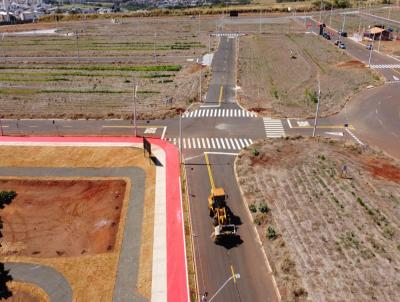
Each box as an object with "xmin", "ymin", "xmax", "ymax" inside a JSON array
[
  {"xmin": 0, "ymin": 118, "xmax": 4, "ymax": 136},
  {"xmin": 199, "ymin": 66, "xmax": 202, "ymax": 102},
  {"xmin": 206, "ymin": 272, "xmax": 240, "ymax": 302},
  {"xmin": 153, "ymin": 32, "xmax": 157, "ymax": 63},
  {"xmin": 312, "ymin": 75, "xmax": 321, "ymax": 138},
  {"xmin": 368, "ymin": 33, "xmax": 376, "ymax": 67},
  {"xmin": 179, "ymin": 112, "xmax": 182, "ymax": 164},
  {"xmin": 198, "ymin": 13, "xmax": 201, "ymax": 35},
  {"xmin": 329, "ymin": 6, "xmax": 333, "ymax": 27},
  {"xmin": 132, "ymin": 74, "xmax": 138, "ymax": 137},
  {"xmin": 208, "ymin": 34, "xmax": 211, "ymax": 52},
  {"xmin": 377, "ymin": 31, "xmax": 382, "ymax": 52},
  {"xmin": 75, "ymin": 30, "xmax": 79, "ymax": 60},
  {"xmin": 319, "ymin": 1, "xmax": 322, "ymax": 24}
]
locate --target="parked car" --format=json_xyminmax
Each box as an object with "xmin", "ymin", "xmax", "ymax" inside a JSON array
[
  {"xmin": 338, "ymin": 31, "xmax": 348, "ymax": 37},
  {"xmin": 334, "ymin": 39, "xmax": 340, "ymax": 46},
  {"xmin": 366, "ymin": 44, "xmax": 373, "ymax": 50},
  {"xmin": 323, "ymin": 32, "xmax": 331, "ymax": 40},
  {"xmin": 339, "ymin": 43, "xmax": 346, "ymax": 49}
]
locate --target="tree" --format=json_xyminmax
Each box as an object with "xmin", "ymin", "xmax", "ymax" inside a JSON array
[
  {"xmin": 0, "ymin": 264, "xmax": 12, "ymax": 299},
  {"xmin": 0, "ymin": 191, "xmax": 17, "ymax": 209}
]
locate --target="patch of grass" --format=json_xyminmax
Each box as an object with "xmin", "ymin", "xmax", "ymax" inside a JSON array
[
  {"xmin": 249, "ymin": 204, "xmax": 257, "ymax": 213},
  {"xmin": 258, "ymin": 202, "xmax": 270, "ymax": 214},
  {"xmin": 0, "ymin": 65, "xmax": 182, "ymax": 72},
  {"xmin": 267, "ymin": 226, "xmax": 277, "ymax": 240},
  {"xmin": 305, "ymin": 88, "xmax": 318, "ymax": 104}
]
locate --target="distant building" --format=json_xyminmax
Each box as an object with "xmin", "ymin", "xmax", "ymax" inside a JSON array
[{"xmin": 364, "ymin": 27, "xmax": 392, "ymax": 41}]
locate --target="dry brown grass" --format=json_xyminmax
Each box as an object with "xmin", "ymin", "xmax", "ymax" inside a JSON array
[
  {"xmin": 0, "ymin": 146, "xmax": 156, "ymax": 301},
  {"xmin": 7, "ymin": 281, "xmax": 50, "ymax": 302},
  {"xmin": 236, "ymin": 137, "xmax": 400, "ymax": 302},
  {"xmin": 237, "ymin": 32, "xmax": 382, "ymax": 118}
]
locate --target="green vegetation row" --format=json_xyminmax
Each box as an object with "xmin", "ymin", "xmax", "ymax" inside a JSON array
[
  {"xmin": 0, "ymin": 71, "xmax": 175, "ymax": 78},
  {"xmin": 0, "ymin": 65, "xmax": 182, "ymax": 72},
  {"xmin": 0, "ymin": 88, "xmax": 160, "ymax": 95}
]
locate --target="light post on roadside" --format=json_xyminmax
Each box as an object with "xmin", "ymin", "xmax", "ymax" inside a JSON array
[
  {"xmin": 259, "ymin": 10, "xmax": 262, "ymax": 33},
  {"xmin": 208, "ymin": 34, "xmax": 211, "ymax": 52},
  {"xmin": 153, "ymin": 32, "xmax": 157, "ymax": 63},
  {"xmin": 199, "ymin": 65, "xmax": 202, "ymax": 102},
  {"xmin": 203, "ymin": 272, "xmax": 240, "ymax": 302},
  {"xmin": 132, "ymin": 74, "xmax": 138, "ymax": 137},
  {"xmin": 179, "ymin": 111, "xmax": 182, "ymax": 164},
  {"xmin": 312, "ymin": 75, "xmax": 321, "ymax": 138},
  {"xmin": 75, "ymin": 30, "xmax": 80, "ymax": 60},
  {"xmin": 329, "ymin": 5, "xmax": 333, "ymax": 27},
  {"xmin": 368, "ymin": 33, "xmax": 376, "ymax": 67}
]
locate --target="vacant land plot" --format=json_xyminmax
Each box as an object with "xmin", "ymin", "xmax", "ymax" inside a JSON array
[
  {"xmin": 236, "ymin": 137, "xmax": 400, "ymax": 302},
  {"xmin": 0, "ymin": 179, "xmax": 126, "ymax": 258},
  {"xmin": 237, "ymin": 33, "xmax": 382, "ymax": 118},
  {"xmin": 0, "ymin": 16, "xmax": 215, "ymax": 119},
  {"xmin": 0, "ymin": 146, "xmax": 156, "ymax": 301}
]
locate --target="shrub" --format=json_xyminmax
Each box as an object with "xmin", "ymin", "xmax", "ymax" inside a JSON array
[
  {"xmin": 258, "ymin": 202, "xmax": 269, "ymax": 213},
  {"xmin": 0, "ymin": 190, "xmax": 17, "ymax": 208},
  {"xmin": 267, "ymin": 226, "xmax": 277, "ymax": 240},
  {"xmin": 249, "ymin": 203, "xmax": 257, "ymax": 213},
  {"xmin": 252, "ymin": 149, "xmax": 259, "ymax": 156}
]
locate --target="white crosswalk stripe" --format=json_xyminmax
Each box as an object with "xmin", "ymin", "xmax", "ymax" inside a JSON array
[
  {"xmin": 370, "ymin": 64, "xmax": 400, "ymax": 69},
  {"xmin": 263, "ymin": 118, "xmax": 286, "ymax": 138},
  {"xmin": 182, "ymin": 109, "xmax": 257, "ymax": 118},
  {"xmin": 165, "ymin": 137, "xmax": 254, "ymax": 150}
]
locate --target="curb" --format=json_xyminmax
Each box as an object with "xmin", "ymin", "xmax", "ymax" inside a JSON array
[{"xmin": 233, "ymin": 151, "xmax": 282, "ymax": 302}]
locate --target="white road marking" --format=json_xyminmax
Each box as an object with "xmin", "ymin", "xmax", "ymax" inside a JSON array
[
  {"xmin": 263, "ymin": 118, "xmax": 286, "ymax": 138},
  {"xmin": 206, "ymin": 138, "xmax": 211, "ymax": 149},
  {"xmin": 220, "ymin": 138, "xmax": 226, "ymax": 149},
  {"xmin": 345, "ymin": 128, "xmax": 364, "ymax": 145}
]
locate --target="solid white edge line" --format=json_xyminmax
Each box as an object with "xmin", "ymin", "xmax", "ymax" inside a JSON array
[
  {"xmin": 286, "ymin": 119, "xmax": 293, "ymax": 129},
  {"xmin": 233, "ymin": 157, "xmax": 282, "ymax": 302},
  {"xmin": 204, "ymin": 151, "xmax": 238, "ymax": 156}
]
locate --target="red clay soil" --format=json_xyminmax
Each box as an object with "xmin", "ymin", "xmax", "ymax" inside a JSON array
[
  {"xmin": 366, "ymin": 160, "xmax": 400, "ymax": 183},
  {"xmin": 0, "ymin": 179, "xmax": 126, "ymax": 258},
  {"xmin": 337, "ymin": 60, "xmax": 366, "ymax": 69}
]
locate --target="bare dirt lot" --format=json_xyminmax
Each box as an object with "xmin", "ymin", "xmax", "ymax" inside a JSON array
[
  {"xmin": 0, "ymin": 179, "xmax": 126, "ymax": 258},
  {"xmin": 0, "ymin": 16, "xmax": 217, "ymax": 119},
  {"xmin": 237, "ymin": 32, "xmax": 382, "ymax": 118},
  {"xmin": 0, "ymin": 146, "xmax": 156, "ymax": 301},
  {"xmin": 236, "ymin": 137, "xmax": 400, "ymax": 302}
]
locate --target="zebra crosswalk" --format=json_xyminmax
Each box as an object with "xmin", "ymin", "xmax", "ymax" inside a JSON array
[
  {"xmin": 182, "ymin": 109, "xmax": 257, "ymax": 118},
  {"xmin": 211, "ymin": 33, "xmax": 244, "ymax": 38},
  {"xmin": 370, "ymin": 64, "xmax": 400, "ymax": 69},
  {"xmin": 263, "ymin": 118, "xmax": 286, "ymax": 138},
  {"xmin": 166, "ymin": 137, "xmax": 253, "ymax": 150}
]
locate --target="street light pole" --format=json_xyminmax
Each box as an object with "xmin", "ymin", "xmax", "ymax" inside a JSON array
[
  {"xmin": 259, "ymin": 10, "xmax": 262, "ymax": 33},
  {"xmin": 329, "ymin": 6, "xmax": 333, "ymax": 27},
  {"xmin": 153, "ymin": 32, "xmax": 157, "ymax": 63},
  {"xmin": 368, "ymin": 33, "xmax": 376, "ymax": 67},
  {"xmin": 179, "ymin": 112, "xmax": 182, "ymax": 164},
  {"xmin": 312, "ymin": 75, "xmax": 321, "ymax": 138},
  {"xmin": 132, "ymin": 74, "xmax": 138, "ymax": 137},
  {"xmin": 199, "ymin": 66, "xmax": 202, "ymax": 102},
  {"xmin": 207, "ymin": 273, "xmax": 240, "ymax": 302}
]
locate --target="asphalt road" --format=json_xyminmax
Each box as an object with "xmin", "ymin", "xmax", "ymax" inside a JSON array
[
  {"xmin": 307, "ymin": 16, "xmax": 400, "ymax": 159},
  {"xmin": 0, "ymin": 13, "xmax": 399, "ymax": 302},
  {"xmin": 184, "ymin": 37, "xmax": 279, "ymax": 302}
]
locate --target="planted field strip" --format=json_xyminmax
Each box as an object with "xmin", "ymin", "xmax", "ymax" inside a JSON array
[{"xmin": 236, "ymin": 138, "xmax": 400, "ymax": 302}]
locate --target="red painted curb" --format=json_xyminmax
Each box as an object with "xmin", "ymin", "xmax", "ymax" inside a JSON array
[{"xmin": 0, "ymin": 136, "xmax": 189, "ymax": 302}]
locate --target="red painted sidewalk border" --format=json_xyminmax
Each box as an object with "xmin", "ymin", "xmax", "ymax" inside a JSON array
[{"xmin": 0, "ymin": 136, "xmax": 189, "ymax": 302}]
